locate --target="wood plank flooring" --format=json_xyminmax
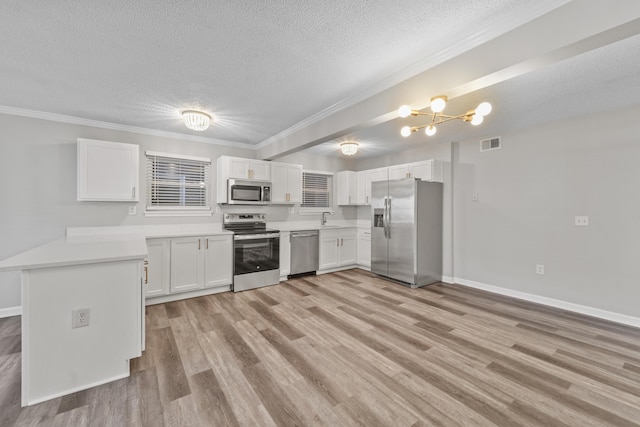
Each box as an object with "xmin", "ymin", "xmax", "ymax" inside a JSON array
[{"xmin": 1, "ymin": 268, "xmax": 640, "ymax": 426}]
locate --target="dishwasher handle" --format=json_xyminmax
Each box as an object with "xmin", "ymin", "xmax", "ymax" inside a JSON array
[{"xmin": 291, "ymin": 233, "xmax": 318, "ymax": 238}]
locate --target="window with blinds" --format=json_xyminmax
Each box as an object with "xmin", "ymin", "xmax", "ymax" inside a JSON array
[
  {"xmin": 145, "ymin": 151, "xmax": 211, "ymax": 213},
  {"xmin": 301, "ymin": 171, "xmax": 333, "ymax": 208}
]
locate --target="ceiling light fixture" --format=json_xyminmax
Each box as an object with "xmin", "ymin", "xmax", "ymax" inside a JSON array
[
  {"xmin": 182, "ymin": 110, "xmax": 212, "ymax": 131},
  {"xmin": 340, "ymin": 141, "xmax": 359, "ymax": 156},
  {"xmin": 399, "ymin": 96, "xmax": 491, "ymax": 137}
]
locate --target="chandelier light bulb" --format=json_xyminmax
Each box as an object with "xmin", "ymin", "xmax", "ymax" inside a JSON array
[
  {"xmin": 182, "ymin": 110, "xmax": 211, "ymax": 131},
  {"xmin": 398, "ymin": 105, "xmax": 412, "ymax": 118},
  {"xmin": 430, "ymin": 96, "xmax": 447, "ymax": 113},
  {"xmin": 400, "ymin": 126, "xmax": 412, "ymax": 137},
  {"xmin": 476, "ymin": 102, "xmax": 492, "ymax": 117},
  {"xmin": 425, "ymin": 125, "xmax": 437, "ymax": 136},
  {"xmin": 470, "ymin": 114, "xmax": 484, "ymax": 126}
]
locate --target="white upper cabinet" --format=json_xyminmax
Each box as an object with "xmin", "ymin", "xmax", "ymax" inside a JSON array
[
  {"xmin": 219, "ymin": 156, "xmax": 270, "ymax": 181},
  {"xmin": 337, "ymin": 171, "xmax": 357, "ymax": 205},
  {"xmin": 388, "ymin": 164, "xmax": 411, "ymax": 180},
  {"xmin": 409, "ymin": 159, "xmax": 443, "ymax": 182},
  {"xmin": 77, "ymin": 138, "xmax": 139, "ymax": 201},
  {"xmin": 364, "ymin": 167, "xmax": 388, "ymax": 205},
  {"xmin": 355, "ymin": 170, "xmax": 367, "ymax": 205},
  {"xmin": 271, "ymin": 162, "xmax": 302, "ymax": 204}
]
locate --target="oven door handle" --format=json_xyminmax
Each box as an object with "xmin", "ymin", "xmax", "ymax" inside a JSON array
[{"xmin": 234, "ymin": 233, "xmax": 281, "ymax": 240}]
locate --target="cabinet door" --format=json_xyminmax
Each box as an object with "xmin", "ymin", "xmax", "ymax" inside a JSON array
[
  {"xmin": 357, "ymin": 230, "xmax": 371, "ymax": 267},
  {"xmin": 339, "ymin": 231, "xmax": 357, "ymax": 266},
  {"xmin": 250, "ymin": 161, "xmax": 270, "ymax": 180},
  {"xmin": 355, "ymin": 171, "xmax": 367, "ymax": 205},
  {"xmin": 410, "ymin": 159, "xmax": 443, "ymax": 182},
  {"xmin": 279, "ymin": 232, "xmax": 291, "ymax": 277},
  {"xmin": 287, "ymin": 164, "xmax": 303, "ymax": 203},
  {"xmin": 365, "ymin": 168, "xmax": 388, "ymax": 205},
  {"xmin": 203, "ymin": 235, "xmax": 233, "ymax": 288},
  {"xmin": 270, "ymin": 163, "xmax": 289, "ymax": 203},
  {"xmin": 319, "ymin": 230, "xmax": 340, "ymax": 270},
  {"xmin": 146, "ymin": 239, "xmax": 170, "ymax": 298},
  {"xmin": 337, "ymin": 171, "xmax": 356, "ymax": 205},
  {"xmin": 170, "ymin": 237, "xmax": 204, "ymax": 292},
  {"xmin": 77, "ymin": 138, "xmax": 139, "ymax": 201},
  {"xmin": 388, "ymin": 164, "xmax": 410, "ymax": 180},
  {"xmin": 228, "ymin": 158, "xmax": 251, "ymax": 179}
]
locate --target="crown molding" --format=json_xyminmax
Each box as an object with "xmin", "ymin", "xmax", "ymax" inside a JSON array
[
  {"xmin": 255, "ymin": 0, "xmax": 570, "ymax": 150},
  {"xmin": 0, "ymin": 105, "xmax": 256, "ymax": 150}
]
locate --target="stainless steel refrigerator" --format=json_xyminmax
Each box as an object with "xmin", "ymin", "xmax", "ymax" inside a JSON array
[{"xmin": 371, "ymin": 178, "xmax": 442, "ymax": 288}]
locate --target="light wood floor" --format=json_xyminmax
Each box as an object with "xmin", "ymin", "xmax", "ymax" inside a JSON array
[{"xmin": 1, "ymin": 269, "xmax": 640, "ymax": 426}]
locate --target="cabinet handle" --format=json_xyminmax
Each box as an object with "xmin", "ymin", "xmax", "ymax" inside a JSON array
[
  {"xmin": 366, "ymin": 195, "xmax": 369, "ymax": 204},
  {"xmin": 198, "ymin": 239, "xmax": 201, "ymax": 250},
  {"xmin": 144, "ymin": 260, "xmax": 148, "ymax": 284},
  {"xmin": 340, "ymin": 238, "xmax": 343, "ymax": 246},
  {"xmin": 336, "ymin": 239, "xmax": 339, "ymax": 247},
  {"xmin": 206, "ymin": 238, "xmax": 209, "ymax": 249},
  {"xmin": 132, "ymin": 187, "xmax": 136, "ymax": 199},
  {"xmin": 348, "ymin": 195, "xmax": 351, "ymax": 204}
]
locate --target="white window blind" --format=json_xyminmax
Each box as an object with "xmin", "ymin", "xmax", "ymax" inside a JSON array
[
  {"xmin": 302, "ymin": 171, "xmax": 333, "ymax": 208},
  {"xmin": 146, "ymin": 151, "xmax": 211, "ymax": 211}
]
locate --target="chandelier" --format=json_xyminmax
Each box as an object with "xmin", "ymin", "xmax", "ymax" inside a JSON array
[
  {"xmin": 340, "ymin": 141, "xmax": 359, "ymax": 156},
  {"xmin": 182, "ymin": 110, "xmax": 212, "ymax": 131},
  {"xmin": 398, "ymin": 95, "xmax": 491, "ymax": 137}
]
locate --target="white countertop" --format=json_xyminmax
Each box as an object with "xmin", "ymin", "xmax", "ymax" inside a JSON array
[
  {"xmin": 270, "ymin": 220, "xmax": 370, "ymax": 232},
  {"xmin": 67, "ymin": 224, "xmax": 233, "ymax": 239},
  {"xmin": 0, "ymin": 235, "xmax": 148, "ymax": 272}
]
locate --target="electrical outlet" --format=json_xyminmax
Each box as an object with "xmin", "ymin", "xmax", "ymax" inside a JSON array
[
  {"xmin": 472, "ymin": 193, "xmax": 479, "ymax": 201},
  {"xmin": 128, "ymin": 206, "xmax": 136, "ymax": 215},
  {"xmin": 288, "ymin": 207, "xmax": 295, "ymax": 214},
  {"xmin": 215, "ymin": 205, "xmax": 221, "ymax": 214},
  {"xmin": 575, "ymin": 216, "xmax": 589, "ymax": 226},
  {"xmin": 72, "ymin": 308, "xmax": 90, "ymax": 328},
  {"xmin": 536, "ymin": 264, "xmax": 545, "ymax": 275}
]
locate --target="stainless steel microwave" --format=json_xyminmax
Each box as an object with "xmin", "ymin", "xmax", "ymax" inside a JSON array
[{"xmin": 227, "ymin": 179, "xmax": 271, "ymax": 205}]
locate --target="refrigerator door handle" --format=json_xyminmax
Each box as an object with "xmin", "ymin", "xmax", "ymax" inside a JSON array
[
  {"xmin": 383, "ymin": 198, "xmax": 389, "ymax": 239},
  {"xmin": 386, "ymin": 198, "xmax": 391, "ymax": 239}
]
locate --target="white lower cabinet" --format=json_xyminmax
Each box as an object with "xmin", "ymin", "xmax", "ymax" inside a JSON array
[
  {"xmin": 279, "ymin": 231, "xmax": 291, "ymax": 279},
  {"xmin": 357, "ymin": 228, "xmax": 371, "ymax": 268},
  {"xmin": 146, "ymin": 235, "xmax": 232, "ymax": 301},
  {"xmin": 145, "ymin": 239, "xmax": 170, "ymax": 297},
  {"xmin": 319, "ymin": 228, "xmax": 357, "ymax": 271}
]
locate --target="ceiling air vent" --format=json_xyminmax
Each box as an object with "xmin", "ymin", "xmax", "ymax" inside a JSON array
[{"xmin": 480, "ymin": 136, "xmax": 501, "ymax": 152}]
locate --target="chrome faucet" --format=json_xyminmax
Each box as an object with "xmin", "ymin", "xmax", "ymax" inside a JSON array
[{"xmin": 321, "ymin": 211, "xmax": 333, "ymax": 226}]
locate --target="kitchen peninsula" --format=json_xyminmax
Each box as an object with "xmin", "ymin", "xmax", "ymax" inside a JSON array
[{"xmin": 0, "ymin": 235, "xmax": 147, "ymax": 406}]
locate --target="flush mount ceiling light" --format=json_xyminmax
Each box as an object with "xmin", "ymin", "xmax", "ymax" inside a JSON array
[
  {"xmin": 399, "ymin": 96, "xmax": 492, "ymax": 137},
  {"xmin": 340, "ymin": 141, "xmax": 359, "ymax": 156},
  {"xmin": 182, "ymin": 110, "xmax": 212, "ymax": 131}
]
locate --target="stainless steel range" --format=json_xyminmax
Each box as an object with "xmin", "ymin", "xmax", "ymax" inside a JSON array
[{"xmin": 223, "ymin": 213, "xmax": 280, "ymax": 292}]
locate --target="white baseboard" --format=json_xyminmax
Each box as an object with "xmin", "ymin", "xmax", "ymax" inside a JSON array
[
  {"xmin": 441, "ymin": 276, "xmax": 455, "ymax": 284},
  {"xmin": 454, "ymin": 277, "xmax": 640, "ymax": 329},
  {"xmin": 0, "ymin": 306, "xmax": 21, "ymax": 318}
]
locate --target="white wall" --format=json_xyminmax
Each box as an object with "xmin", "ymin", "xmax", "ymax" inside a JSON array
[
  {"xmin": 453, "ymin": 105, "xmax": 640, "ymax": 318},
  {"xmin": 0, "ymin": 114, "xmax": 354, "ymax": 311}
]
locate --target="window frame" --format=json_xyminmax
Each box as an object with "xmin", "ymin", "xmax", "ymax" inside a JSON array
[
  {"xmin": 298, "ymin": 169, "xmax": 335, "ymax": 214},
  {"xmin": 144, "ymin": 150, "xmax": 212, "ymax": 217}
]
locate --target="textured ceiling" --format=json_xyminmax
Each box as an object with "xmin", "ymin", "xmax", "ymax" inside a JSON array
[
  {"xmin": 307, "ymin": 33, "xmax": 640, "ymax": 159},
  {"xmin": 1, "ymin": 0, "xmax": 553, "ymax": 147}
]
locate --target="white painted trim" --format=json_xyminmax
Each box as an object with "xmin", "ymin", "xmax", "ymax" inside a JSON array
[
  {"xmin": 454, "ymin": 277, "xmax": 640, "ymax": 328},
  {"xmin": 0, "ymin": 105, "xmax": 255, "ymax": 149},
  {"xmin": 441, "ymin": 276, "xmax": 455, "ymax": 284},
  {"xmin": 145, "ymin": 285, "xmax": 231, "ymax": 306},
  {"xmin": 145, "ymin": 150, "xmax": 211, "ymax": 163},
  {"xmin": 0, "ymin": 305, "xmax": 21, "ymax": 318},
  {"xmin": 255, "ymin": 0, "xmax": 570, "ymax": 150}
]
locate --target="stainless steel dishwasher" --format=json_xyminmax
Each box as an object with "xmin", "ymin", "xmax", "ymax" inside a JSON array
[{"xmin": 289, "ymin": 230, "xmax": 319, "ymax": 277}]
